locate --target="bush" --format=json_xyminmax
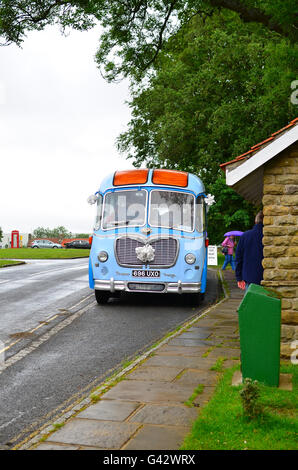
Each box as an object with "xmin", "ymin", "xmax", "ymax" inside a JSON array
[{"xmin": 240, "ymin": 378, "xmax": 263, "ymax": 420}]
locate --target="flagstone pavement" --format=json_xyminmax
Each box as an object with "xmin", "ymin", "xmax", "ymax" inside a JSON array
[{"xmin": 32, "ymin": 270, "xmax": 243, "ymax": 450}]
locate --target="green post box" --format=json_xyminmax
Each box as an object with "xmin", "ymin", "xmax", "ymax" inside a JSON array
[{"xmin": 238, "ymin": 283, "xmax": 281, "ymax": 387}]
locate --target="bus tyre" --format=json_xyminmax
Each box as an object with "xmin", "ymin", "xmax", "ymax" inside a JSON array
[
  {"xmin": 189, "ymin": 292, "xmax": 204, "ymax": 306},
  {"xmin": 95, "ymin": 290, "xmax": 110, "ymax": 304}
]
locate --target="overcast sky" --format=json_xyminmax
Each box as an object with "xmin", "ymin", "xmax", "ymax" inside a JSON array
[{"xmin": 0, "ymin": 25, "xmax": 134, "ymax": 235}]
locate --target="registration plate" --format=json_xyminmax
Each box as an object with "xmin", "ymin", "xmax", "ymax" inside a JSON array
[{"xmin": 132, "ymin": 270, "xmax": 160, "ymax": 278}]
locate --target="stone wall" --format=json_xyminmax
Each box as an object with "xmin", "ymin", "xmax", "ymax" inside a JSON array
[{"xmin": 262, "ymin": 141, "xmax": 298, "ymax": 359}]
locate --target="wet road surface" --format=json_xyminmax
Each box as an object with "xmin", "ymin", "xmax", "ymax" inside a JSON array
[
  {"xmin": 0, "ymin": 258, "xmax": 90, "ymax": 343},
  {"xmin": 0, "ymin": 260, "xmax": 220, "ymax": 448}
]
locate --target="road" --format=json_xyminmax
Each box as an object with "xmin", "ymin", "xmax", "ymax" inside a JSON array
[
  {"xmin": 0, "ymin": 258, "xmax": 90, "ymax": 344},
  {"xmin": 0, "ymin": 258, "xmax": 220, "ymax": 448}
]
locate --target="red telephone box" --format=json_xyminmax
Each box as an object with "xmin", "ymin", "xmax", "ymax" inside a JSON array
[{"xmin": 11, "ymin": 230, "xmax": 20, "ymax": 248}]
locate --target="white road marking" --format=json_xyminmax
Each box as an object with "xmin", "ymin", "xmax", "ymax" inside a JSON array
[
  {"xmin": 0, "ymin": 411, "xmax": 25, "ymax": 431},
  {"xmin": 0, "ymin": 299, "xmax": 96, "ymax": 374},
  {"xmin": 0, "ymin": 265, "xmax": 88, "ymax": 292},
  {"xmin": 0, "ymin": 293, "xmax": 94, "ymax": 356},
  {"xmin": 28, "ymin": 264, "xmax": 87, "ymax": 278}
]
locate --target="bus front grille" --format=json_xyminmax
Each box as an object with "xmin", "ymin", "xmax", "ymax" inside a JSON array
[{"xmin": 115, "ymin": 237, "xmax": 178, "ymax": 267}]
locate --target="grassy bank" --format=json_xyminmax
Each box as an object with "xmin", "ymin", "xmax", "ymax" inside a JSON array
[
  {"xmin": 0, "ymin": 259, "xmax": 25, "ymax": 268},
  {"xmin": 181, "ymin": 363, "xmax": 297, "ymax": 450},
  {"xmin": 216, "ymin": 252, "xmax": 225, "ymax": 267},
  {"xmin": 0, "ymin": 248, "xmax": 89, "ymax": 259}
]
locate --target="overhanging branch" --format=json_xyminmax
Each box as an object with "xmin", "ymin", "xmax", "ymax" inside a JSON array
[{"xmin": 208, "ymin": 0, "xmax": 296, "ymax": 38}]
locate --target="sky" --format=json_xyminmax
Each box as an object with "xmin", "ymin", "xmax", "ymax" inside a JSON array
[{"xmin": 0, "ymin": 25, "xmax": 134, "ymax": 235}]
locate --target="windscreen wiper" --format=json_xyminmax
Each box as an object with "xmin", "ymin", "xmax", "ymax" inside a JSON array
[{"xmin": 108, "ymin": 221, "xmax": 130, "ymax": 226}]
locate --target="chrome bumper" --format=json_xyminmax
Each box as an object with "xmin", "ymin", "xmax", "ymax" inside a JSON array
[{"xmin": 94, "ymin": 278, "xmax": 201, "ymax": 294}]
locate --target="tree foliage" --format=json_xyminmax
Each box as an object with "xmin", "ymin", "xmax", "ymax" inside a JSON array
[
  {"xmin": 0, "ymin": 1, "xmax": 296, "ymax": 81},
  {"xmin": 207, "ymin": 178, "xmax": 256, "ymax": 244},
  {"xmin": 0, "ymin": 226, "xmax": 3, "ymax": 242},
  {"xmin": 75, "ymin": 232, "xmax": 90, "ymax": 238},
  {"xmin": 1, "ymin": 2, "xmax": 297, "ymax": 243},
  {"xmin": 117, "ymin": 11, "xmax": 297, "ymax": 243},
  {"xmin": 118, "ymin": 12, "xmax": 297, "ymax": 177},
  {"xmin": 32, "ymin": 225, "xmax": 72, "ymax": 240}
]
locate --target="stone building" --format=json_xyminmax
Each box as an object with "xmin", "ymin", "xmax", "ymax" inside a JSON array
[{"xmin": 220, "ymin": 118, "xmax": 298, "ymax": 359}]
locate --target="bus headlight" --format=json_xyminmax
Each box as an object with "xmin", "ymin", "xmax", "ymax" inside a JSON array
[
  {"xmin": 98, "ymin": 251, "xmax": 108, "ymax": 262},
  {"xmin": 185, "ymin": 253, "xmax": 196, "ymax": 264}
]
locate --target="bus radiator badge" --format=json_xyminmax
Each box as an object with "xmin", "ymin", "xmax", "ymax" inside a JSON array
[
  {"xmin": 135, "ymin": 244, "xmax": 155, "ymax": 263},
  {"xmin": 141, "ymin": 227, "xmax": 152, "ymax": 234}
]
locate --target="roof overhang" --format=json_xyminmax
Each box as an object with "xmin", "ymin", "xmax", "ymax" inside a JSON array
[{"xmin": 225, "ymin": 125, "xmax": 298, "ymax": 205}]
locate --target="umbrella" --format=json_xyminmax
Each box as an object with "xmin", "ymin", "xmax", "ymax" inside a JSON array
[{"xmin": 224, "ymin": 230, "xmax": 244, "ymax": 237}]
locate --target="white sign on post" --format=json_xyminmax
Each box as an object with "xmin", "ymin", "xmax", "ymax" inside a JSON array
[{"xmin": 207, "ymin": 245, "xmax": 218, "ymax": 266}]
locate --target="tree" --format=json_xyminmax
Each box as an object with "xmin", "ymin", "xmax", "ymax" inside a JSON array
[
  {"xmin": 117, "ymin": 11, "xmax": 297, "ymax": 243},
  {"xmin": 207, "ymin": 178, "xmax": 256, "ymax": 244},
  {"xmin": 75, "ymin": 233, "xmax": 90, "ymax": 238},
  {"xmin": 32, "ymin": 227, "xmax": 50, "ymax": 238},
  {"xmin": 0, "ymin": 226, "xmax": 3, "ymax": 242},
  {"xmin": 118, "ymin": 12, "xmax": 297, "ymax": 181},
  {"xmin": 32, "ymin": 226, "xmax": 72, "ymax": 240},
  {"xmin": 1, "ymin": 2, "xmax": 296, "ymax": 242},
  {"xmin": 0, "ymin": 1, "xmax": 296, "ymax": 81}
]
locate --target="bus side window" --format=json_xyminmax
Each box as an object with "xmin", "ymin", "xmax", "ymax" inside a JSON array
[
  {"xmin": 94, "ymin": 194, "xmax": 103, "ymax": 230},
  {"xmin": 196, "ymin": 196, "xmax": 206, "ymax": 233}
]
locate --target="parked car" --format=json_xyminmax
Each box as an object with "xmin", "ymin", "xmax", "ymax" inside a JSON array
[
  {"xmin": 64, "ymin": 240, "xmax": 91, "ymax": 249},
  {"xmin": 31, "ymin": 240, "xmax": 63, "ymax": 249}
]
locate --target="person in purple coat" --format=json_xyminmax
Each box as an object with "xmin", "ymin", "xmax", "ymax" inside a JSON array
[{"xmin": 235, "ymin": 211, "xmax": 264, "ymax": 290}]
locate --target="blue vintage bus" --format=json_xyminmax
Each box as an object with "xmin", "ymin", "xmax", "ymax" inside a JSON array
[{"xmin": 88, "ymin": 169, "xmax": 208, "ymax": 304}]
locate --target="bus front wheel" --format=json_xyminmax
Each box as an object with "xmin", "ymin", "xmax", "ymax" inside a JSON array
[
  {"xmin": 188, "ymin": 292, "xmax": 205, "ymax": 306},
  {"xmin": 95, "ymin": 290, "xmax": 110, "ymax": 305}
]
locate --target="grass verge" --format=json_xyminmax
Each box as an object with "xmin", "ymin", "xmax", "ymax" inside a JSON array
[
  {"xmin": 185, "ymin": 385, "xmax": 205, "ymax": 407},
  {"xmin": 208, "ymin": 250, "xmax": 234, "ymax": 271},
  {"xmin": 0, "ymin": 259, "xmax": 25, "ymax": 268},
  {"xmin": 210, "ymin": 357, "xmax": 227, "ymax": 372},
  {"xmin": 180, "ymin": 362, "xmax": 298, "ymax": 450},
  {"xmin": 0, "ymin": 248, "xmax": 89, "ymax": 259}
]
